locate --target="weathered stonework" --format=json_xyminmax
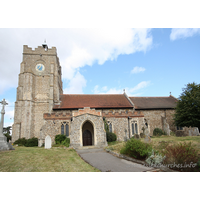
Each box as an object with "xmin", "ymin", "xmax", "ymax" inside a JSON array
[
  {"xmin": 139, "ymin": 109, "xmax": 176, "ymax": 136},
  {"xmin": 176, "ymin": 127, "xmax": 200, "ymax": 137},
  {"xmin": 39, "ymin": 120, "xmax": 61, "ymax": 146},
  {"xmin": 70, "ymin": 113, "xmax": 107, "ymax": 148},
  {"xmin": 12, "ymin": 45, "xmax": 63, "ymax": 142}
]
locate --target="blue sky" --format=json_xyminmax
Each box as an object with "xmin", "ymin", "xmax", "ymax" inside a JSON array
[{"xmin": 0, "ymin": 28, "xmax": 200, "ymax": 128}]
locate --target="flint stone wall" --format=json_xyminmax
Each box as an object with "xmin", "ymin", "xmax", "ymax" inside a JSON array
[
  {"xmin": 105, "ymin": 117, "xmax": 128, "ymax": 141},
  {"xmin": 39, "ymin": 120, "xmax": 61, "ymax": 146},
  {"xmin": 139, "ymin": 109, "xmax": 176, "ymax": 136},
  {"xmin": 70, "ymin": 113, "xmax": 107, "ymax": 148},
  {"xmin": 12, "ymin": 45, "xmax": 62, "ymax": 143}
]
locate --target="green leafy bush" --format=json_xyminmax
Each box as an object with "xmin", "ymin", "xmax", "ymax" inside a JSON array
[
  {"xmin": 120, "ymin": 137, "xmax": 152, "ymax": 160},
  {"xmin": 13, "ymin": 137, "xmax": 38, "ymax": 147},
  {"xmin": 163, "ymin": 142, "xmax": 199, "ymax": 171},
  {"xmin": 25, "ymin": 137, "xmax": 38, "ymax": 147},
  {"xmin": 61, "ymin": 138, "xmax": 70, "ymax": 147},
  {"xmin": 13, "ymin": 138, "xmax": 27, "ymax": 146},
  {"xmin": 55, "ymin": 134, "xmax": 66, "ymax": 144},
  {"xmin": 106, "ymin": 132, "xmax": 117, "ymax": 142},
  {"xmin": 153, "ymin": 128, "xmax": 166, "ymax": 136}
]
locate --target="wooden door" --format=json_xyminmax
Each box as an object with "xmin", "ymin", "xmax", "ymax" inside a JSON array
[{"xmin": 83, "ymin": 130, "xmax": 92, "ymax": 146}]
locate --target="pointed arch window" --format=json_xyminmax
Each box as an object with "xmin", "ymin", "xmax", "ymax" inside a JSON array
[
  {"xmin": 61, "ymin": 122, "xmax": 70, "ymax": 137},
  {"xmin": 131, "ymin": 121, "xmax": 138, "ymax": 135},
  {"xmin": 107, "ymin": 121, "xmax": 113, "ymax": 133}
]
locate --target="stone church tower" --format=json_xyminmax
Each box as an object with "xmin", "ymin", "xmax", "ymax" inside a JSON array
[{"xmin": 12, "ymin": 44, "xmax": 63, "ymax": 142}]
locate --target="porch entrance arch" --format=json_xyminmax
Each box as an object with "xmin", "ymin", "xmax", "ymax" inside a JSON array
[{"xmin": 82, "ymin": 121, "xmax": 94, "ymax": 146}]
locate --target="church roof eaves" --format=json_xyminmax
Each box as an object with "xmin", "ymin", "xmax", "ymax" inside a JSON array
[
  {"xmin": 53, "ymin": 94, "xmax": 134, "ymax": 110},
  {"xmin": 129, "ymin": 96, "xmax": 178, "ymax": 110}
]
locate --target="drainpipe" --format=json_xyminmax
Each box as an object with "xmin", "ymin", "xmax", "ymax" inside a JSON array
[{"xmin": 128, "ymin": 116, "xmax": 131, "ymax": 139}]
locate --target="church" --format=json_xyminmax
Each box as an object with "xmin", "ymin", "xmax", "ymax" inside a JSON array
[{"xmin": 12, "ymin": 44, "xmax": 177, "ymax": 148}]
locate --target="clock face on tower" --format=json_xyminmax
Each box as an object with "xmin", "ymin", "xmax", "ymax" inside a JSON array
[{"xmin": 36, "ymin": 64, "xmax": 45, "ymax": 72}]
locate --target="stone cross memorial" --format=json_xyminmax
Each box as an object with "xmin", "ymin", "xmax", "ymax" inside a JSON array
[{"xmin": 0, "ymin": 99, "xmax": 15, "ymax": 151}]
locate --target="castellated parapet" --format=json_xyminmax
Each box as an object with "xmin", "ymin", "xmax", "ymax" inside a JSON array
[{"xmin": 23, "ymin": 45, "xmax": 57, "ymax": 55}]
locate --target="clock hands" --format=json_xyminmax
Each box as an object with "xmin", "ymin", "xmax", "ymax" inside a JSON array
[
  {"xmin": 36, "ymin": 64, "xmax": 44, "ymax": 72},
  {"xmin": 37, "ymin": 65, "xmax": 43, "ymax": 71}
]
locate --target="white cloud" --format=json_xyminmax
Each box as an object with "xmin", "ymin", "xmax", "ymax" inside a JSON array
[
  {"xmin": 92, "ymin": 81, "xmax": 150, "ymax": 96},
  {"xmin": 0, "ymin": 28, "xmax": 153, "ymax": 95},
  {"xmin": 106, "ymin": 88, "xmax": 122, "ymax": 94},
  {"xmin": 102, "ymin": 86, "xmax": 108, "ymax": 91},
  {"xmin": 62, "ymin": 28, "xmax": 153, "ymax": 80},
  {"xmin": 63, "ymin": 71, "xmax": 87, "ymax": 94},
  {"xmin": 127, "ymin": 81, "xmax": 150, "ymax": 94},
  {"xmin": 131, "ymin": 66, "xmax": 146, "ymax": 74},
  {"xmin": 170, "ymin": 28, "xmax": 200, "ymax": 41},
  {"xmin": 92, "ymin": 85, "xmax": 108, "ymax": 94},
  {"xmin": 93, "ymin": 85, "xmax": 100, "ymax": 94}
]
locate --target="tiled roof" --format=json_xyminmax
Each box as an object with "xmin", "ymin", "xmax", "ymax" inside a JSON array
[
  {"xmin": 53, "ymin": 94, "xmax": 133, "ymax": 110},
  {"xmin": 129, "ymin": 96, "xmax": 178, "ymax": 109}
]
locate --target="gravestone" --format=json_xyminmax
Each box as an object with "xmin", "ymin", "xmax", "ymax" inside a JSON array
[
  {"xmin": 124, "ymin": 129, "xmax": 128, "ymax": 141},
  {"xmin": 143, "ymin": 125, "xmax": 151, "ymax": 143},
  {"xmin": 45, "ymin": 135, "xmax": 52, "ymax": 149},
  {"xmin": 162, "ymin": 116, "xmax": 171, "ymax": 136}
]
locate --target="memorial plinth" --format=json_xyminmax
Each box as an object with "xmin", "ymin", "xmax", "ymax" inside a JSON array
[{"xmin": 0, "ymin": 99, "xmax": 15, "ymax": 151}]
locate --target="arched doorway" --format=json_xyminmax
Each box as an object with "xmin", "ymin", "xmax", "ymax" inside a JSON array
[{"xmin": 82, "ymin": 121, "xmax": 94, "ymax": 146}]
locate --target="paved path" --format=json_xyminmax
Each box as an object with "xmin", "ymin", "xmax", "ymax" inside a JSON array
[{"xmin": 76, "ymin": 148, "xmax": 154, "ymax": 172}]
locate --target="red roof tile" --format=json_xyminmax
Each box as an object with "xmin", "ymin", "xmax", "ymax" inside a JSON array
[
  {"xmin": 53, "ymin": 94, "xmax": 133, "ymax": 110},
  {"xmin": 129, "ymin": 96, "xmax": 178, "ymax": 109}
]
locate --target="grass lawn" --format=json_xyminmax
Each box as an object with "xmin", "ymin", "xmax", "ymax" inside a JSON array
[
  {"xmin": 106, "ymin": 136, "xmax": 200, "ymax": 155},
  {"xmin": 149, "ymin": 135, "xmax": 200, "ymax": 155},
  {"xmin": 0, "ymin": 146, "xmax": 100, "ymax": 172}
]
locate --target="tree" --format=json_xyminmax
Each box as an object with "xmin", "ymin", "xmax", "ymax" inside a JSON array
[
  {"xmin": 174, "ymin": 82, "xmax": 200, "ymax": 131},
  {"xmin": 3, "ymin": 126, "xmax": 12, "ymax": 142}
]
